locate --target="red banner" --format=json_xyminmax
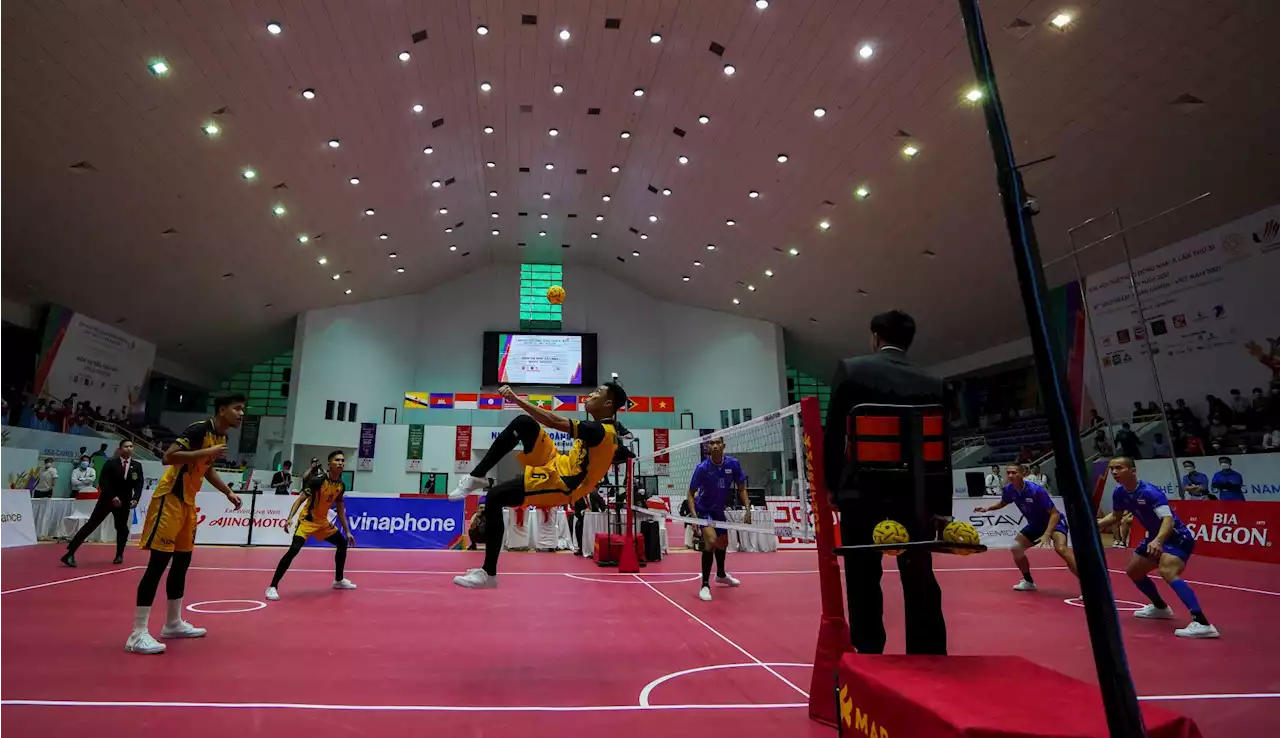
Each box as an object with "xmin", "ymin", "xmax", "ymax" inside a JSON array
[
  {"xmin": 654, "ymin": 428, "xmax": 670, "ymax": 463},
  {"xmin": 454, "ymin": 426, "xmax": 472, "ymax": 474},
  {"xmin": 1129, "ymin": 500, "xmax": 1279, "ymax": 564}
]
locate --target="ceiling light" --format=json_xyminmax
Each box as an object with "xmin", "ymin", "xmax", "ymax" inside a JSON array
[
  {"xmin": 789, "ymin": 247, "xmax": 799, "ymax": 255},
  {"xmin": 242, "ymin": 168, "xmax": 257, "ymax": 180},
  {"xmin": 365, "ymin": 208, "xmax": 375, "ymax": 215},
  {"xmin": 302, "ymin": 88, "xmax": 316, "ymax": 99},
  {"xmin": 1050, "ymin": 13, "xmax": 1073, "ymax": 29},
  {"xmin": 149, "ymin": 59, "xmax": 169, "ymax": 76},
  {"xmin": 266, "ymin": 22, "xmax": 282, "ymax": 34},
  {"xmin": 747, "ymin": 285, "xmax": 756, "ymax": 291},
  {"xmin": 548, "ymin": 128, "xmax": 559, "ymax": 136},
  {"xmin": 449, "ymin": 245, "xmax": 458, "ymax": 251},
  {"xmin": 595, "ymin": 215, "xmax": 604, "ymax": 221},
  {"xmin": 327, "ymin": 139, "xmax": 340, "ymax": 148},
  {"xmin": 558, "ymin": 29, "xmax": 571, "ymax": 41},
  {"xmin": 203, "ymin": 123, "xmax": 220, "ymax": 136},
  {"xmin": 297, "ymin": 235, "xmax": 309, "ymax": 244},
  {"xmin": 723, "ymin": 64, "xmax": 736, "ymax": 75},
  {"xmin": 431, "ymin": 180, "xmax": 442, "ymax": 188},
  {"xmin": 379, "ymin": 233, "xmax": 389, "ymax": 240},
  {"xmin": 542, "ymin": 193, "xmax": 551, "ymax": 200},
  {"xmin": 438, "ymin": 207, "xmax": 448, "ymax": 214},
  {"xmin": 349, "ymin": 177, "xmax": 360, "ymax": 185},
  {"xmin": 610, "ymin": 166, "xmax": 620, "ymax": 173},
  {"xmin": 662, "ymin": 188, "xmax": 672, "ymax": 196},
  {"xmin": 423, "ymin": 146, "xmax": 434, "ymax": 154},
  {"xmin": 620, "ymin": 131, "xmax": 631, "ymax": 139},
  {"xmin": 648, "ymin": 214, "xmax": 658, "ymax": 222},
  {"xmin": 707, "ymin": 244, "xmax": 716, "ymax": 250},
  {"xmin": 776, "ymin": 153, "xmax": 788, "ymax": 162},
  {"xmin": 858, "ymin": 44, "xmax": 874, "ymax": 60},
  {"xmin": 748, "ymin": 190, "xmax": 759, "ymax": 198},
  {"xmin": 480, "ymin": 81, "xmax": 492, "ymax": 92},
  {"xmin": 272, "ymin": 205, "xmax": 286, "ymax": 216},
  {"xmin": 650, "ymin": 33, "xmax": 662, "ymax": 43},
  {"xmin": 412, "ymin": 103, "xmax": 423, "ymax": 113},
  {"xmin": 819, "ymin": 220, "xmax": 831, "ymax": 230},
  {"xmin": 682, "ymin": 275, "xmax": 691, "ymax": 282},
  {"xmin": 545, "ymin": 163, "xmax": 555, "ymax": 170},
  {"xmin": 332, "ymin": 274, "xmax": 341, "ymax": 280},
  {"xmin": 698, "ymin": 115, "xmax": 709, "ymax": 124},
  {"xmin": 726, "ymin": 219, "xmax": 736, "ymax": 226},
  {"xmin": 632, "ymin": 250, "xmax": 640, "ymax": 257},
  {"xmin": 539, "ymin": 230, "xmax": 547, "ymax": 236},
  {"xmin": 602, "ymin": 195, "xmax": 611, "ymax": 202},
  {"xmin": 492, "ymin": 229, "xmax": 500, "ymax": 235},
  {"xmin": 813, "ymin": 107, "xmax": 827, "ymax": 118},
  {"xmin": 396, "ymin": 267, "xmax": 405, "ymax": 273},
  {"xmin": 476, "ymin": 25, "xmax": 489, "ymax": 36},
  {"xmin": 591, "ymin": 233, "xmax": 599, "ymax": 239},
  {"xmin": 640, "ymin": 234, "xmax": 648, "ymax": 240},
  {"xmin": 855, "ymin": 186, "xmax": 870, "ymax": 199},
  {"xmin": 552, "ymin": 84, "xmax": 564, "ymax": 94},
  {"xmin": 445, "ymin": 228, "xmax": 453, "ymax": 233},
  {"xmin": 633, "ymin": 88, "xmax": 645, "ymax": 97},
  {"xmin": 489, "ymin": 190, "xmax": 498, "ymax": 197},
  {"xmin": 902, "ymin": 144, "xmax": 920, "ymax": 158},
  {"xmin": 317, "ymin": 257, "xmax": 327, "ymax": 265},
  {"xmin": 756, "ymin": 0, "xmax": 770, "ymax": 9},
  {"xmin": 764, "ymin": 269, "xmax": 773, "ymax": 277},
  {"xmin": 388, "ymin": 252, "xmax": 397, "ymax": 258},
  {"xmin": 694, "ymin": 260, "xmax": 702, "ymax": 266},
  {"xmin": 345, "ymin": 289, "xmax": 352, "ymax": 295},
  {"xmin": 483, "ymin": 126, "xmax": 494, "ymax": 134},
  {"xmin": 491, "ymin": 211, "xmax": 499, "ymax": 218},
  {"xmin": 732, "ymin": 298, "xmax": 740, "ymax": 305},
  {"xmin": 398, "ymin": 51, "xmax": 411, "ymax": 61},
  {"xmin": 486, "ymin": 161, "xmax": 495, "ymax": 168},
  {"xmin": 678, "ymin": 155, "xmax": 689, "ymax": 164},
  {"xmin": 540, "ymin": 213, "xmax": 549, "ymax": 219}
]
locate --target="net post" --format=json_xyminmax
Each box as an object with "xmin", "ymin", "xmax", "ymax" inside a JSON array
[
  {"xmin": 799, "ymin": 396, "xmax": 850, "ymax": 726},
  {"xmin": 617, "ymin": 456, "xmax": 640, "ymax": 573},
  {"xmin": 955, "ymin": 1, "xmax": 1146, "ymax": 736}
]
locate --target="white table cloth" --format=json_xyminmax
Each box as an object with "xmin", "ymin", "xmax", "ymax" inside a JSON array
[
  {"xmin": 31, "ymin": 498, "xmax": 131, "ymax": 542},
  {"xmin": 501, "ymin": 507, "xmax": 574, "ymax": 551}
]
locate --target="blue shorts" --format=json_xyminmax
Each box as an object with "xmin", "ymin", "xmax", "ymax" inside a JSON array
[
  {"xmin": 1019, "ymin": 520, "xmax": 1069, "ymax": 545},
  {"xmin": 1136, "ymin": 535, "xmax": 1194, "ymax": 562},
  {"xmin": 695, "ymin": 507, "xmax": 728, "ymax": 537}
]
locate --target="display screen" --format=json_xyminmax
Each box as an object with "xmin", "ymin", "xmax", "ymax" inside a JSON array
[{"xmin": 482, "ymin": 332, "xmax": 597, "ymax": 387}]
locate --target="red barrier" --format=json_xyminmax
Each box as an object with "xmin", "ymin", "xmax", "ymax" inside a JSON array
[{"xmin": 1129, "ymin": 500, "xmax": 1278, "ymax": 564}]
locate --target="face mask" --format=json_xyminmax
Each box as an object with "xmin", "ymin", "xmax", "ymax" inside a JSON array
[
  {"xmin": 1220, "ymin": 463, "xmax": 1231, "ymax": 470},
  {"xmin": 1183, "ymin": 467, "xmax": 1193, "ymax": 474},
  {"xmin": 79, "ymin": 461, "xmax": 89, "ymax": 469}
]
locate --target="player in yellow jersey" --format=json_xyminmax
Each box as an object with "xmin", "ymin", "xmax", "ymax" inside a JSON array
[
  {"xmin": 265, "ymin": 449, "xmax": 357, "ymax": 600},
  {"xmin": 126, "ymin": 394, "xmax": 245, "ymax": 655},
  {"xmin": 450, "ymin": 382, "xmax": 627, "ymax": 588}
]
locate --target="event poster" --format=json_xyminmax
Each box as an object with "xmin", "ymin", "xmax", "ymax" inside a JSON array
[
  {"xmin": 497, "ymin": 333, "xmax": 583, "ymax": 384},
  {"xmin": 454, "ymin": 425, "xmax": 472, "ymax": 474},
  {"xmin": 406, "ymin": 424, "xmax": 424, "ymax": 472},
  {"xmin": 239, "ymin": 417, "xmax": 261, "ymax": 454},
  {"xmin": 653, "ymin": 428, "xmax": 670, "ymax": 476},
  {"xmin": 357, "ymin": 423, "xmax": 377, "ymax": 472},
  {"xmin": 34, "ymin": 306, "xmax": 157, "ymax": 416}
]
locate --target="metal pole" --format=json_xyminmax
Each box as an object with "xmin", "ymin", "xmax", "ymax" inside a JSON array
[{"xmin": 955, "ymin": 2, "xmax": 1147, "ymax": 736}]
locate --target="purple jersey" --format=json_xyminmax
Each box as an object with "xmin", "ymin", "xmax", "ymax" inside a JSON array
[
  {"xmin": 690, "ymin": 456, "xmax": 746, "ymax": 512},
  {"xmin": 1112, "ymin": 481, "xmax": 1192, "ymax": 541},
  {"xmin": 1001, "ymin": 481, "xmax": 1060, "ymax": 532}
]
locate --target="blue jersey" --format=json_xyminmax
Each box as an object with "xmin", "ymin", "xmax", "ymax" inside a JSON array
[
  {"xmin": 690, "ymin": 456, "xmax": 746, "ymax": 512},
  {"xmin": 1211, "ymin": 469, "xmax": 1245, "ymax": 501},
  {"xmin": 1112, "ymin": 481, "xmax": 1191, "ymax": 541},
  {"xmin": 1001, "ymin": 481, "xmax": 1060, "ymax": 531}
]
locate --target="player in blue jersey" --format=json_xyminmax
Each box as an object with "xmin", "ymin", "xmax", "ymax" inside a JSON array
[
  {"xmin": 975, "ymin": 464, "xmax": 1078, "ymax": 592},
  {"xmin": 687, "ymin": 437, "xmax": 749, "ymax": 602},
  {"xmin": 1097, "ymin": 457, "xmax": 1219, "ymax": 638}
]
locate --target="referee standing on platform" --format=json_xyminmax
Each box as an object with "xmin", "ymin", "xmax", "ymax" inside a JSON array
[
  {"xmin": 823, "ymin": 310, "xmax": 947, "ymax": 655},
  {"xmin": 61, "ymin": 440, "xmax": 145, "ymax": 567}
]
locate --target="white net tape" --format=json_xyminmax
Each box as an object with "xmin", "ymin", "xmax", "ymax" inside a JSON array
[{"xmin": 628, "ymin": 404, "xmax": 814, "ymax": 541}]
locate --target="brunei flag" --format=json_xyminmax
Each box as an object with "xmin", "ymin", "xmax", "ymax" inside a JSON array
[{"xmin": 404, "ymin": 392, "xmax": 430, "ymax": 409}]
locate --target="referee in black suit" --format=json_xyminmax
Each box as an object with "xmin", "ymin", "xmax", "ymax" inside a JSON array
[
  {"xmin": 61, "ymin": 440, "xmax": 145, "ymax": 567},
  {"xmin": 823, "ymin": 310, "xmax": 947, "ymax": 655}
]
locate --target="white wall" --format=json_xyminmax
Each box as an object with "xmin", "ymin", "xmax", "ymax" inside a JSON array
[
  {"xmin": 286, "ymin": 264, "xmax": 787, "ymax": 449},
  {"xmin": 159, "ymin": 412, "xmax": 285, "ymax": 470}
]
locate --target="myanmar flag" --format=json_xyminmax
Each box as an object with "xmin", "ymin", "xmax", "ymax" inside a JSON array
[{"xmin": 528, "ymin": 395, "xmax": 554, "ymax": 409}]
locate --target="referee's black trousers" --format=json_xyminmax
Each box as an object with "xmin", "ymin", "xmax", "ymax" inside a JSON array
[
  {"xmin": 838, "ymin": 499, "xmax": 946, "ymax": 655},
  {"xmin": 66, "ymin": 499, "xmax": 131, "ymax": 558}
]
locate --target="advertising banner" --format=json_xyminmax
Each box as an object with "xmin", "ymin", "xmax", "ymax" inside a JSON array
[
  {"xmin": 1129, "ymin": 499, "xmax": 1278, "ymax": 564},
  {"xmin": 191, "ymin": 491, "xmax": 253, "ymax": 546},
  {"xmin": 1, "ymin": 490, "xmax": 39, "ymax": 548},
  {"xmin": 953, "ymin": 497, "xmax": 1070, "ymax": 548},
  {"xmin": 454, "ymin": 426, "xmax": 472, "ymax": 474},
  {"xmin": 654, "ymin": 428, "xmax": 671, "ymax": 476},
  {"xmin": 357, "ymin": 423, "xmax": 377, "ymax": 472},
  {"xmin": 34, "ymin": 306, "xmax": 157, "ymax": 416},
  {"xmin": 406, "ymin": 424, "xmax": 424, "ymax": 472},
  {"xmin": 245, "ymin": 495, "xmax": 298, "ymax": 546},
  {"xmin": 319, "ymin": 496, "xmax": 464, "ymax": 550}
]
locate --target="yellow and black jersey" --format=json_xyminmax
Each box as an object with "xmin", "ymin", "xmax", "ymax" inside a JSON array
[
  {"xmin": 556, "ymin": 419, "xmax": 618, "ymax": 495},
  {"xmin": 152, "ymin": 419, "xmax": 225, "ymax": 505},
  {"xmin": 300, "ymin": 476, "xmax": 346, "ymax": 523}
]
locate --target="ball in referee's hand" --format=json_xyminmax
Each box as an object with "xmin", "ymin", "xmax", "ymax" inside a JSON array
[
  {"xmin": 943, "ymin": 520, "xmax": 981, "ymax": 554},
  {"xmin": 546, "ymin": 285, "xmax": 566, "ymax": 305},
  {"xmin": 872, "ymin": 519, "xmax": 909, "ymax": 556}
]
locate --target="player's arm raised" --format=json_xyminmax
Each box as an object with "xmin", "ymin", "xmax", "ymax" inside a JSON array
[{"xmin": 499, "ymin": 385, "xmax": 571, "ymax": 433}]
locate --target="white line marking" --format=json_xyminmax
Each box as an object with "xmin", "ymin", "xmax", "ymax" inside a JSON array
[
  {"xmin": 184, "ymin": 565, "xmax": 1053, "ymax": 576},
  {"xmin": 1, "ymin": 566, "xmax": 142, "ymax": 595},
  {"xmin": 1064, "ymin": 597, "xmax": 1143, "ymax": 612},
  {"xmin": 639, "ymin": 663, "xmax": 811, "ymax": 707},
  {"xmin": 631, "ymin": 574, "xmax": 810, "ymax": 700},
  {"xmin": 1108, "ymin": 569, "xmax": 1280, "ymax": 597},
  {"xmin": 0, "ymin": 699, "xmax": 807, "ymax": 713},
  {"xmin": 1139, "ymin": 693, "xmax": 1280, "ymax": 702},
  {"xmin": 565, "ymin": 573, "xmax": 701, "ymax": 585},
  {"xmin": 185, "ymin": 599, "xmax": 266, "ymax": 614}
]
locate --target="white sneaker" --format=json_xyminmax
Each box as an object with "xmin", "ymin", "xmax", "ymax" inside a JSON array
[
  {"xmin": 453, "ymin": 568, "xmax": 497, "ymax": 589},
  {"xmin": 333, "ymin": 578, "xmax": 357, "ymax": 590},
  {"xmin": 449, "ymin": 475, "xmax": 487, "ymax": 501},
  {"xmin": 160, "ymin": 620, "xmax": 207, "ymax": 639},
  {"xmin": 699, "ymin": 586, "xmax": 713, "ymax": 601},
  {"xmin": 265, "ymin": 587, "xmax": 280, "ymax": 601},
  {"xmin": 125, "ymin": 631, "xmax": 166, "ymax": 654},
  {"xmin": 1013, "ymin": 579, "xmax": 1037, "ymax": 592},
  {"xmin": 1175, "ymin": 621, "xmax": 1220, "ymax": 639},
  {"xmin": 1135, "ymin": 604, "xmax": 1175, "ymax": 620},
  {"xmin": 715, "ymin": 574, "xmax": 741, "ymax": 587}
]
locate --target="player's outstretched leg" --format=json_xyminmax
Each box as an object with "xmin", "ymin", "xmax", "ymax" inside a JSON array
[
  {"xmin": 1155, "ymin": 550, "xmax": 1218, "ymax": 639},
  {"xmin": 455, "ymin": 478, "xmax": 526, "ymax": 589},
  {"xmin": 127, "ymin": 550, "xmax": 173, "ymax": 654},
  {"xmin": 451, "ymin": 415, "xmax": 540, "ymax": 500},
  {"xmin": 159, "ymin": 551, "xmax": 206, "ymax": 640},
  {"xmin": 326, "ymin": 532, "xmax": 357, "ymax": 590},
  {"xmin": 1011, "ymin": 532, "xmax": 1037, "ymax": 591},
  {"xmin": 1125, "ymin": 552, "xmax": 1174, "ymax": 620},
  {"xmin": 266, "ymin": 536, "xmax": 306, "ymax": 600},
  {"xmin": 1050, "ymin": 530, "xmax": 1079, "ymax": 577}
]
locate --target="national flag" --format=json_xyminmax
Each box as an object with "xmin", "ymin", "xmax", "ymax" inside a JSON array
[
  {"xmin": 404, "ymin": 392, "xmax": 430, "ymax": 409},
  {"xmin": 651, "ymin": 396, "xmax": 675, "ymax": 412},
  {"xmin": 479, "ymin": 394, "xmax": 503, "ymax": 410},
  {"xmin": 503, "ymin": 393, "xmax": 527, "ymax": 410},
  {"xmin": 622, "ymin": 396, "xmax": 650, "ymax": 412},
  {"xmin": 429, "ymin": 393, "xmax": 454, "ymax": 409},
  {"xmin": 553, "ymin": 395, "xmax": 578, "ymax": 411},
  {"xmin": 454, "ymin": 393, "xmax": 479, "ymax": 410},
  {"xmin": 528, "ymin": 395, "xmax": 554, "ymax": 409},
  {"xmin": 578, "ymin": 395, "xmax": 591, "ymax": 410}
]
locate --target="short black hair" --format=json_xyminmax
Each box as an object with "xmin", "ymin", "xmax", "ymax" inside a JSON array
[
  {"xmin": 282, "ymin": 460, "xmax": 292, "ymax": 467},
  {"xmin": 119, "ymin": 440, "xmax": 133, "ymax": 447},
  {"xmin": 1110, "ymin": 456, "xmax": 1136, "ymax": 469},
  {"xmin": 328, "ymin": 449, "xmax": 344, "ymax": 461},
  {"xmin": 215, "ymin": 393, "xmax": 247, "ymax": 411},
  {"xmin": 870, "ymin": 310, "xmax": 916, "ymax": 350},
  {"xmin": 603, "ymin": 381, "xmax": 628, "ymax": 414},
  {"xmin": 1218, "ymin": 456, "xmax": 1232, "ymax": 464}
]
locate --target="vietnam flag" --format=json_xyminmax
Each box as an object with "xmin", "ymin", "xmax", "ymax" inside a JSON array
[
  {"xmin": 454, "ymin": 393, "xmax": 479, "ymax": 410},
  {"xmin": 651, "ymin": 396, "xmax": 675, "ymax": 412}
]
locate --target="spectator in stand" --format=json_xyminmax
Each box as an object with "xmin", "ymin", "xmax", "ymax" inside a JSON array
[
  {"xmin": 1252, "ymin": 388, "xmax": 1268, "ymax": 424},
  {"xmin": 1094, "ymin": 430, "xmax": 1114, "ymax": 458},
  {"xmin": 1088, "ymin": 409, "xmax": 1105, "ymax": 429},
  {"xmin": 62, "ymin": 392, "xmax": 78, "ymax": 413},
  {"xmin": 1017, "ymin": 446, "xmax": 1034, "ymax": 465},
  {"xmin": 1150, "ymin": 433, "xmax": 1171, "ymax": 458},
  {"xmin": 1211, "ymin": 457, "xmax": 1245, "ymax": 501},
  {"xmin": 1181, "ymin": 461, "xmax": 1210, "ymax": 500},
  {"xmin": 1131, "ymin": 401, "xmax": 1147, "ymax": 421},
  {"xmin": 1115, "ymin": 423, "xmax": 1142, "ymax": 459},
  {"xmin": 1229, "ymin": 389, "xmax": 1250, "ymax": 419},
  {"xmin": 1263, "ymin": 426, "xmax": 1280, "ymax": 452},
  {"xmin": 1207, "ymin": 415, "xmax": 1229, "ymax": 444},
  {"xmin": 302, "ymin": 458, "xmax": 323, "ymax": 486},
  {"xmin": 107, "ymin": 409, "xmax": 118, "ymax": 423},
  {"xmin": 1146, "ymin": 401, "xmax": 1161, "ymax": 418},
  {"xmin": 90, "ymin": 443, "xmax": 109, "ymax": 460},
  {"xmin": 1206, "ymin": 395, "xmax": 1232, "ymax": 424},
  {"xmin": 93, "ymin": 405, "xmax": 104, "ymax": 420},
  {"xmin": 271, "ymin": 461, "xmax": 294, "ymax": 495},
  {"xmin": 70, "ymin": 455, "xmax": 97, "ymax": 493},
  {"xmin": 1183, "ymin": 432, "xmax": 1206, "ymax": 457},
  {"xmin": 1026, "ymin": 464, "xmax": 1050, "ymax": 491},
  {"xmin": 33, "ymin": 458, "xmax": 58, "ymax": 498},
  {"xmin": 1173, "ymin": 399, "xmax": 1196, "ymax": 427},
  {"xmin": 985, "ymin": 465, "xmax": 1002, "ymax": 496}
]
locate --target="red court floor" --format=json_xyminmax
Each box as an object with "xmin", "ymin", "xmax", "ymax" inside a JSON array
[{"xmin": 2, "ymin": 544, "xmax": 1278, "ymax": 737}]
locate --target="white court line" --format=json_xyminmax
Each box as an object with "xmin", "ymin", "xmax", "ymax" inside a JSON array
[
  {"xmin": 639, "ymin": 663, "xmax": 811, "ymax": 707},
  {"xmin": 564, "ymin": 573, "xmax": 701, "ymax": 585},
  {"xmin": 631, "ymin": 574, "xmax": 810, "ymax": 700},
  {"xmin": 185, "ymin": 566, "xmax": 823, "ymax": 576},
  {"xmin": 0, "ymin": 699, "xmax": 807, "ymax": 713},
  {"xmin": 1, "ymin": 566, "xmax": 142, "ymax": 595},
  {"xmin": 1139, "ymin": 693, "xmax": 1280, "ymax": 702},
  {"xmin": 1107, "ymin": 569, "xmax": 1280, "ymax": 597}
]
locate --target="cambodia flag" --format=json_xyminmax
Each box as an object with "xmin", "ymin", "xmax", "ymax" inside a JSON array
[{"xmin": 429, "ymin": 393, "xmax": 454, "ymax": 408}]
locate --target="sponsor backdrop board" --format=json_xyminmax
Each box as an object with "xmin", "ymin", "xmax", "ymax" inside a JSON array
[
  {"xmin": 304, "ymin": 496, "xmax": 464, "ymax": 550},
  {"xmin": 2, "ymin": 490, "xmax": 39, "ymax": 548},
  {"xmin": 1128, "ymin": 500, "xmax": 1277, "ymax": 564}
]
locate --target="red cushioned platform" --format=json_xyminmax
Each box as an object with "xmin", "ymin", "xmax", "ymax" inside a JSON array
[{"xmin": 836, "ymin": 654, "xmax": 1202, "ymax": 738}]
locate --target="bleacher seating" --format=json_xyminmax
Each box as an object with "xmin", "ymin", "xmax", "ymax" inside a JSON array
[{"xmin": 978, "ymin": 416, "xmax": 1050, "ymax": 464}]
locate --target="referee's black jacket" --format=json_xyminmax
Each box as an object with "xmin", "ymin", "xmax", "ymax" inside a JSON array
[{"xmin": 98, "ymin": 456, "xmax": 146, "ymax": 506}]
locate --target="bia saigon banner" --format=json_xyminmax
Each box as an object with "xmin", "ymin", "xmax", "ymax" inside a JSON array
[{"xmin": 34, "ymin": 306, "xmax": 157, "ymax": 417}]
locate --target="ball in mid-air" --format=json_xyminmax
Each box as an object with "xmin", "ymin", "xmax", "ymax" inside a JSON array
[
  {"xmin": 872, "ymin": 519, "xmax": 909, "ymax": 556},
  {"xmin": 546, "ymin": 285, "xmax": 565, "ymax": 305},
  {"xmin": 943, "ymin": 520, "xmax": 981, "ymax": 554}
]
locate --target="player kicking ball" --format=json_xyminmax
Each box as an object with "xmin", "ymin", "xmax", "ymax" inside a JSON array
[
  {"xmin": 449, "ymin": 383, "xmax": 626, "ymax": 589},
  {"xmin": 1097, "ymin": 456, "xmax": 1219, "ymax": 638},
  {"xmin": 687, "ymin": 437, "xmax": 749, "ymax": 601},
  {"xmin": 975, "ymin": 464, "xmax": 1078, "ymax": 592},
  {"xmin": 266, "ymin": 450, "xmax": 357, "ymax": 601}
]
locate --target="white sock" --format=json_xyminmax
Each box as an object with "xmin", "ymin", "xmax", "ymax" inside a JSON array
[
  {"xmin": 166, "ymin": 598, "xmax": 184, "ymax": 627},
  {"xmin": 132, "ymin": 606, "xmax": 151, "ymax": 634}
]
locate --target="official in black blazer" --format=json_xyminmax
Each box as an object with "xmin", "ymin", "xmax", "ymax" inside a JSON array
[
  {"xmin": 823, "ymin": 310, "xmax": 947, "ymax": 656},
  {"xmin": 61, "ymin": 440, "xmax": 145, "ymax": 567}
]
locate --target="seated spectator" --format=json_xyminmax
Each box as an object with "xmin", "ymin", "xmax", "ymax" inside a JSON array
[
  {"xmin": 1173, "ymin": 398, "xmax": 1197, "ymax": 425},
  {"xmin": 1211, "ymin": 457, "xmax": 1245, "ymax": 501},
  {"xmin": 1208, "ymin": 415, "xmax": 1229, "ymax": 442},
  {"xmin": 1181, "ymin": 461, "xmax": 1210, "ymax": 499},
  {"xmin": 1146, "ymin": 401, "xmax": 1161, "ymax": 417},
  {"xmin": 1088, "ymin": 409, "xmax": 1105, "ymax": 429},
  {"xmin": 1252, "ymin": 387, "xmax": 1269, "ymax": 421},
  {"xmin": 1016, "ymin": 445, "xmax": 1034, "ymax": 464},
  {"xmin": 1263, "ymin": 426, "xmax": 1280, "ymax": 451},
  {"xmin": 1131, "ymin": 401, "xmax": 1147, "ymax": 421},
  {"xmin": 1229, "ymin": 389, "xmax": 1250, "ymax": 420},
  {"xmin": 70, "ymin": 455, "xmax": 97, "ymax": 493},
  {"xmin": 1206, "ymin": 394, "xmax": 1233, "ymax": 424},
  {"xmin": 106, "ymin": 409, "xmax": 118, "ymax": 423},
  {"xmin": 1183, "ymin": 433, "xmax": 1206, "ymax": 456},
  {"xmin": 1093, "ymin": 430, "xmax": 1114, "ymax": 457},
  {"xmin": 1150, "ymin": 432, "xmax": 1171, "ymax": 458},
  {"xmin": 1115, "ymin": 422, "xmax": 1142, "ymax": 459}
]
